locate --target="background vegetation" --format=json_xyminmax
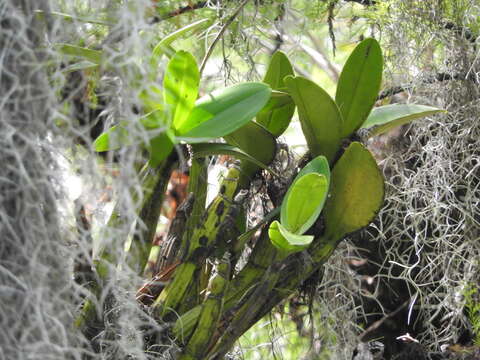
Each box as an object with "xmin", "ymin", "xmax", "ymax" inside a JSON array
[{"xmin": 1, "ymin": 1, "xmax": 479, "ymax": 359}]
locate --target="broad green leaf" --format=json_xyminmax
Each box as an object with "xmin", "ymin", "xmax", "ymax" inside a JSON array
[
  {"xmin": 284, "ymin": 173, "xmax": 328, "ymax": 234},
  {"xmin": 284, "ymin": 76, "xmax": 342, "ymax": 163},
  {"xmin": 152, "ymin": 19, "xmax": 211, "ymax": 60},
  {"xmin": 224, "ymin": 121, "xmax": 276, "ymax": 166},
  {"xmin": 361, "ymin": 104, "xmax": 446, "ymax": 137},
  {"xmin": 256, "ymin": 51, "xmax": 295, "ymax": 136},
  {"xmin": 296, "ymin": 155, "xmax": 331, "ymax": 180},
  {"xmin": 148, "ymin": 131, "xmax": 175, "ymax": 168},
  {"xmin": 190, "ymin": 143, "xmax": 274, "ymax": 173},
  {"xmin": 164, "ymin": 51, "xmax": 200, "ymax": 131},
  {"xmin": 177, "ymin": 82, "xmax": 271, "ymax": 142},
  {"xmin": 280, "ymin": 156, "xmax": 330, "ymax": 233},
  {"xmin": 269, "ymin": 220, "xmax": 314, "ymax": 253},
  {"xmin": 56, "ymin": 44, "xmax": 102, "ymax": 64},
  {"xmin": 335, "ymin": 38, "xmax": 383, "ymax": 138},
  {"xmin": 323, "ymin": 142, "xmax": 384, "ymax": 240},
  {"xmin": 93, "ymin": 124, "xmax": 130, "ymax": 152}
]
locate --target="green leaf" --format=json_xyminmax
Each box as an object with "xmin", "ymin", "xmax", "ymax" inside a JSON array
[
  {"xmin": 296, "ymin": 155, "xmax": 331, "ymax": 180},
  {"xmin": 256, "ymin": 51, "xmax": 295, "ymax": 136},
  {"xmin": 152, "ymin": 19, "xmax": 211, "ymax": 61},
  {"xmin": 283, "ymin": 173, "xmax": 328, "ymax": 234},
  {"xmin": 269, "ymin": 220, "xmax": 314, "ymax": 253},
  {"xmin": 335, "ymin": 38, "xmax": 383, "ymax": 138},
  {"xmin": 190, "ymin": 143, "xmax": 275, "ymax": 173},
  {"xmin": 164, "ymin": 51, "xmax": 200, "ymax": 131},
  {"xmin": 177, "ymin": 82, "xmax": 271, "ymax": 142},
  {"xmin": 361, "ymin": 104, "xmax": 446, "ymax": 137},
  {"xmin": 224, "ymin": 121, "xmax": 276, "ymax": 166},
  {"xmin": 323, "ymin": 142, "xmax": 384, "ymax": 240},
  {"xmin": 284, "ymin": 76, "xmax": 342, "ymax": 163},
  {"xmin": 280, "ymin": 156, "xmax": 330, "ymax": 233},
  {"xmin": 56, "ymin": 44, "xmax": 102, "ymax": 64},
  {"xmin": 148, "ymin": 131, "xmax": 175, "ymax": 168},
  {"xmin": 93, "ymin": 124, "xmax": 131, "ymax": 152}
]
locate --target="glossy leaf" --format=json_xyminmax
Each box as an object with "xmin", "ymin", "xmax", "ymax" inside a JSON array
[
  {"xmin": 284, "ymin": 76, "xmax": 342, "ymax": 163},
  {"xmin": 323, "ymin": 142, "xmax": 384, "ymax": 240},
  {"xmin": 148, "ymin": 131, "xmax": 175, "ymax": 168},
  {"xmin": 361, "ymin": 104, "xmax": 446, "ymax": 137},
  {"xmin": 269, "ymin": 220, "xmax": 314, "ymax": 253},
  {"xmin": 280, "ymin": 157, "xmax": 330, "ymax": 228},
  {"xmin": 164, "ymin": 51, "xmax": 200, "ymax": 131},
  {"xmin": 335, "ymin": 38, "xmax": 383, "ymax": 138},
  {"xmin": 284, "ymin": 173, "xmax": 328, "ymax": 234},
  {"xmin": 280, "ymin": 156, "xmax": 330, "ymax": 233},
  {"xmin": 296, "ymin": 155, "xmax": 331, "ymax": 181},
  {"xmin": 190, "ymin": 143, "xmax": 273, "ymax": 172},
  {"xmin": 177, "ymin": 82, "xmax": 271, "ymax": 142},
  {"xmin": 93, "ymin": 124, "xmax": 131, "ymax": 152},
  {"xmin": 56, "ymin": 44, "xmax": 102, "ymax": 64},
  {"xmin": 224, "ymin": 121, "xmax": 276, "ymax": 166},
  {"xmin": 256, "ymin": 51, "xmax": 295, "ymax": 136}
]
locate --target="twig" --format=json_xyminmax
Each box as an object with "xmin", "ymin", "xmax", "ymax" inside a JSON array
[
  {"xmin": 358, "ymin": 298, "xmax": 410, "ymax": 342},
  {"xmin": 327, "ymin": 1, "xmax": 337, "ymax": 56},
  {"xmin": 151, "ymin": 1, "xmax": 209, "ymax": 23},
  {"xmin": 343, "ymin": 0, "xmax": 377, "ymax": 5},
  {"xmin": 199, "ymin": 0, "xmax": 250, "ymax": 75}
]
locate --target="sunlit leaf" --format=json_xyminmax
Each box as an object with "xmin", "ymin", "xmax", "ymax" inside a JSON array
[
  {"xmin": 335, "ymin": 38, "xmax": 383, "ymax": 138},
  {"xmin": 177, "ymin": 82, "xmax": 271, "ymax": 142},
  {"xmin": 256, "ymin": 51, "xmax": 295, "ymax": 137},
  {"xmin": 269, "ymin": 220, "xmax": 314, "ymax": 254},
  {"xmin": 284, "ymin": 173, "xmax": 328, "ymax": 234},
  {"xmin": 323, "ymin": 142, "xmax": 384, "ymax": 240},
  {"xmin": 285, "ymin": 76, "xmax": 342, "ymax": 163},
  {"xmin": 280, "ymin": 156, "xmax": 330, "ymax": 230},
  {"xmin": 164, "ymin": 51, "xmax": 200, "ymax": 131},
  {"xmin": 361, "ymin": 104, "xmax": 446, "ymax": 137}
]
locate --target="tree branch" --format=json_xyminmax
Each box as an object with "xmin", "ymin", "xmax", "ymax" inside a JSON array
[
  {"xmin": 343, "ymin": 0, "xmax": 377, "ymax": 5},
  {"xmin": 151, "ymin": 1, "xmax": 209, "ymax": 23}
]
